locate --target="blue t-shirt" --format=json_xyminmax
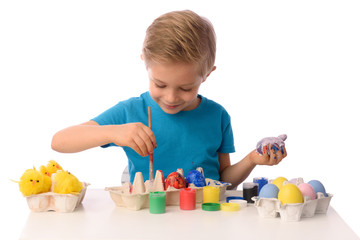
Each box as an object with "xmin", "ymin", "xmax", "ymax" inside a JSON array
[{"xmin": 92, "ymin": 92, "xmax": 235, "ymax": 183}]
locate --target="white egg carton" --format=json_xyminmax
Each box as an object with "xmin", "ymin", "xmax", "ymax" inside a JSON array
[
  {"xmin": 105, "ymin": 168, "xmax": 230, "ymax": 210},
  {"xmin": 25, "ymin": 182, "xmax": 89, "ymax": 213},
  {"xmin": 252, "ymin": 192, "xmax": 333, "ymax": 222}
]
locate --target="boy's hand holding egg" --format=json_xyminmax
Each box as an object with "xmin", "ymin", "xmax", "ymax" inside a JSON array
[{"xmin": 250, "ymin": 134, "xmax": 288, "ymax": 166}]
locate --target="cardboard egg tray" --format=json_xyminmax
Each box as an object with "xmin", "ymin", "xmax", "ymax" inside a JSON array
[
  {"xmin": 25, "ymin": 182, "xmax": 89, "ymax": 213},
  {"xmin": 252, "ymin": 192, "xmax": 333, "ymax": 222},
  {"xmin": 105, "ymin": 169, "xmax": 231, "ymax": 210}
]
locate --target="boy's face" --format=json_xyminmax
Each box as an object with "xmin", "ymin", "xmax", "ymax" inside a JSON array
[{"xmin": 147, "ymin": 62, "xmax": 207, "ymax": 114}]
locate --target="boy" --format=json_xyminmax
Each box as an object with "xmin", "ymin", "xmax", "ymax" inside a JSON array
[{"xmin": 51, "ymin": 10, "xmax": 287, "ymax": 188}]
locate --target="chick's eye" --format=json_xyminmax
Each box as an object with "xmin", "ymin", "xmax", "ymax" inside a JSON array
[
  {"xmin": 30, "ymin": 179, "xmax": 33, "ymax": 182},
  {"xmin": 37, "ymin": 180, "xmax": 39, "ymax": 183},
  {"xmin": 53, "ymin": 164, "xmax": 55, "ymax": 167}
]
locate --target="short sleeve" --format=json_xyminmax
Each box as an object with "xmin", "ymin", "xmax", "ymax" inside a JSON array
[
  {"xmin": 90, "ymin": 102, "xmax": 127, "ymax": 148},
  {"xmin": 218, "ymin": 111, "xmax": 235, "ymax": 153}
]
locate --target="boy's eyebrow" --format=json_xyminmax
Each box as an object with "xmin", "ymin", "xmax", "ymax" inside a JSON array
[
  {"xmin": 152, "ymin": 77, "xmax": 196, "ymax": 87},
  {"xmin": 152, "ymin": 78, "xmax": 165, "ymax": 84}
]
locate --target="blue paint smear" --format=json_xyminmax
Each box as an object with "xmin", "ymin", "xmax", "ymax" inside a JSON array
[{"xmin": 281, "ymin": 146, "xmax": 285, "ymax": 154}]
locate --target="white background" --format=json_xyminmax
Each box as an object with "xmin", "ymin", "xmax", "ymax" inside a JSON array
[{"xmin": 1, "ymin": 0, "xmax": 359, "ymax": 239}]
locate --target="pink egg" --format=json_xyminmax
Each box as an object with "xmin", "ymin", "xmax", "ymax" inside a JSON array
[{"xmin": 298, "ymin": 183, "xmax": 316, "ymax": 200}]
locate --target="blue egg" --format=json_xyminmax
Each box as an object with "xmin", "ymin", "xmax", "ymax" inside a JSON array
[
  {"xmin": 186, "ymin": 170, "xmax": 206, "ymax": 187},
  {"xmin": 308, "ymin": 180, "xmax": 328, "ymax": 197},
  {"xmin": 259, "ymin": 183, "xmax": 279, "ymax": 199}
]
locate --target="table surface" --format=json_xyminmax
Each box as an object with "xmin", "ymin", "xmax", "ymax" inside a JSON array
[{"xmin": 20, "ymin": 189, "xmax": 359, "ymax": 240}]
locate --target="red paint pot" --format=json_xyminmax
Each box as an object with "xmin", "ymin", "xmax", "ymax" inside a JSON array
[{"xmin": 180, "ymin": 188, "xmax": 196, "ymax": 210}]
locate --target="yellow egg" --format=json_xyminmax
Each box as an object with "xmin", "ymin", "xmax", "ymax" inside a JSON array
[
  {"xmin": 278, "ymin": 183, "xmax": 304, "ymax": 205},
  {"xmin": 272, "ymin": 177, "xmax": 288, "ymax": 190}
]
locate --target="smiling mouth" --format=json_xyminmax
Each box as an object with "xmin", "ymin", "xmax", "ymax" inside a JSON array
[{"xmin": 163, "ymin": 103, "xmax": 181, "ymax": 109}]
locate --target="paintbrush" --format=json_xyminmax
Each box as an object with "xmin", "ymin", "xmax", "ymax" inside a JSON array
[{"xmin": 148, "ymin": 106, "xmax": 154, "ymax": 184}]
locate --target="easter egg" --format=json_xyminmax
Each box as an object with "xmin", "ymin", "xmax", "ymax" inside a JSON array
[
  {"xmin": 298, "ymin": 183, "xmax": 316, "ymax": 200},
  {"xmin": 165, "ymin": 172, "xmax": 186, "ymax": 190},
  {"xmin": 259, "ymin": 183, "xmax": 279, "ymax": 199},
  {"xmin": 186, "ymin": 170, "xmax": 206, "ymax": 187},
  {"xmin": 272, "ymin": 177, "xmax": 288, "ymax": 190},
  {"xmin": 308, "ymin": 180, "xmax": 328, "ymax": 197},
  {"xmin": 278, "ymin": 183, "xmax": 304, "ymax": 205}
]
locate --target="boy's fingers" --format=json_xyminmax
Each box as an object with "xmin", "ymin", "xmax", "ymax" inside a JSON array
[
  {"xmin": 282, "ymin": 145, "xmax": 288, "ymax": 158},
  {"xmin": 269, "ymin": 145, "xmax": 278, "ymax": 165},
  {"xmin": 273, "ymin": 143, "xmax": 283, "ymax": 164},
  {"xmin": 144, "ymin": 126, "xmax": 157, "ymax": 148},
  {"xmin": 129, "ymin": 141, "xmax": 145, "ymax": 157},
  {"xmin": 133, "ymin": 135, "xmax": 148, "ymax": 157},
  {"xmin": 138, "ymin": 128, "xmax": 156, "ymax": 155},
  {"xmin": 275, "ymin": 150, "xmax": 283, "ymax": 164}
]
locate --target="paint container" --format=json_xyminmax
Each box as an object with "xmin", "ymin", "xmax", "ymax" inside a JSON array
[
  {"xmin": 253, "ymin": 177, "xmax": 268, "ymax": 194},
  {"xmin": 243, "ymin": 182, "xmax": 258, "ymax": 203},
  {"xmin": 220, "ymin": 203, "xmax": 240, "ymax": 212},
  {"xmin": 180, "ymin": 188, "xmax": 196, "ymax": 210},
  {"xmin": 149, "ymin": 191, "xmax": 166, "ymax": 214},
  {"xmin": 203, "ymin": 186, "xmax": 220, "ymax": 203}
]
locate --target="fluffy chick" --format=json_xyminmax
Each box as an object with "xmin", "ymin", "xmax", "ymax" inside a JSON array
[
  {"xmin": 46, "ymin": 160, "xmax": 63, "ymax": 176},
  {"xmin": 53, "ymin": 170, "xmax": 83, "ymax": 194},
  {"xmin": 39, "ymin": 165, "xmax": 52, "ymax": 192},
  {"xmin": 18, "ymin": 167, "xmax": 48, "ymax": 196}
]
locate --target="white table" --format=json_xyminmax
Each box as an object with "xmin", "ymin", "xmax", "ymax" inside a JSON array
[{"xmin": 20, "ymin": 189, "xmax": 359, "ymax": 240}]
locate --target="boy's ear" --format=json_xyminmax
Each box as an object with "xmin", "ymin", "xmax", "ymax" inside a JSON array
[
  {"xmin": 202, "ymin": 66, "xmax": 216, "ymax": 82},
  {"xmin": 140, "ymin": 54, "xmax": 144, "ymax": 60}
]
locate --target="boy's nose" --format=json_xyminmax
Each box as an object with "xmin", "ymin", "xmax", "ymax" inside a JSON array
[{"xmin": 165, "ymin": 89, "xmax": 179, "ymax": 103}]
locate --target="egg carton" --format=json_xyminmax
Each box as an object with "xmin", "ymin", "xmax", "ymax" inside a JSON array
[
  {"xmin": 252, "ymin": 192, "xmax": 333, "ymax": 221},
  {"xmin": 25, "ymin": 182, "xmax": 89, "ymax": 213},
  {"xmin": 105, "ymin": 169, "xmax": 230, "ymax": 211}
]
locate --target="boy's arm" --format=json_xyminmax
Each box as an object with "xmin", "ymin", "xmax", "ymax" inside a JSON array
[
  {"xmin": 219, "ymin": 147, "xmax": 287, "ymax": 189},
  {"xmin": 219, "ymin": 152, "xmax": 256, "ymax": 190},
  {"xmin": 51, "ymin": 120, "xmax": 156, "ymax": 157}
]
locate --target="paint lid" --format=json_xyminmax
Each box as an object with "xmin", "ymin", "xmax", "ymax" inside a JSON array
[
  {"xmin": 220, "ymin": 203, "xmax": 240, "ymax": 211},
  {"xmin": 228, "ymin": 199, "xmax": 247, "ymax": 209},
  {"xmin": 226, "ymin": 196, "xmax": 244, "ymax": 203},
  {"xmin": 202, "ymin": 203, "xmax": 220, "ymax": 211}
]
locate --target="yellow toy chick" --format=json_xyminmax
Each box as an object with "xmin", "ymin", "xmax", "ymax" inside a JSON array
[
  {"xmin": 46, "ymin": 160, "xmax": 63, "ymax": 176},
  {"xmin": 53, "ymin": 170, "xmax": 83, "ymax": 194},
  {"xmin": 39, "ymin": 165, "xmax": 52, "ymax": 192},
  {"xmin": 17, "ymin": 167, "xmax": 51, "ymax": 196},
  {"xmin": 40, "ymin": 165, "xmax": 50, "ymax": 177}
]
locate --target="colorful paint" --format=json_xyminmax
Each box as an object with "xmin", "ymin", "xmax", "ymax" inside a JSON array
[{"xmin": 256, "ymin": 134, "xmax": 287, "ymax": 156}]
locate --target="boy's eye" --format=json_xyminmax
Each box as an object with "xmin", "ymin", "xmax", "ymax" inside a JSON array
[
  {"xmin": 181, "ymin": 88, "xmax": 192, "ymax": 92},
  {"xmin": 155, "ymin": 84, "xmax": 166, "ymax": 88}
]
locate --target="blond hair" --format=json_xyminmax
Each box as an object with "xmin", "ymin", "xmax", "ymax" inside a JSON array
[{"xmin": 142, "ymin": 10, "xmax": 216, "ymax": 77}]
